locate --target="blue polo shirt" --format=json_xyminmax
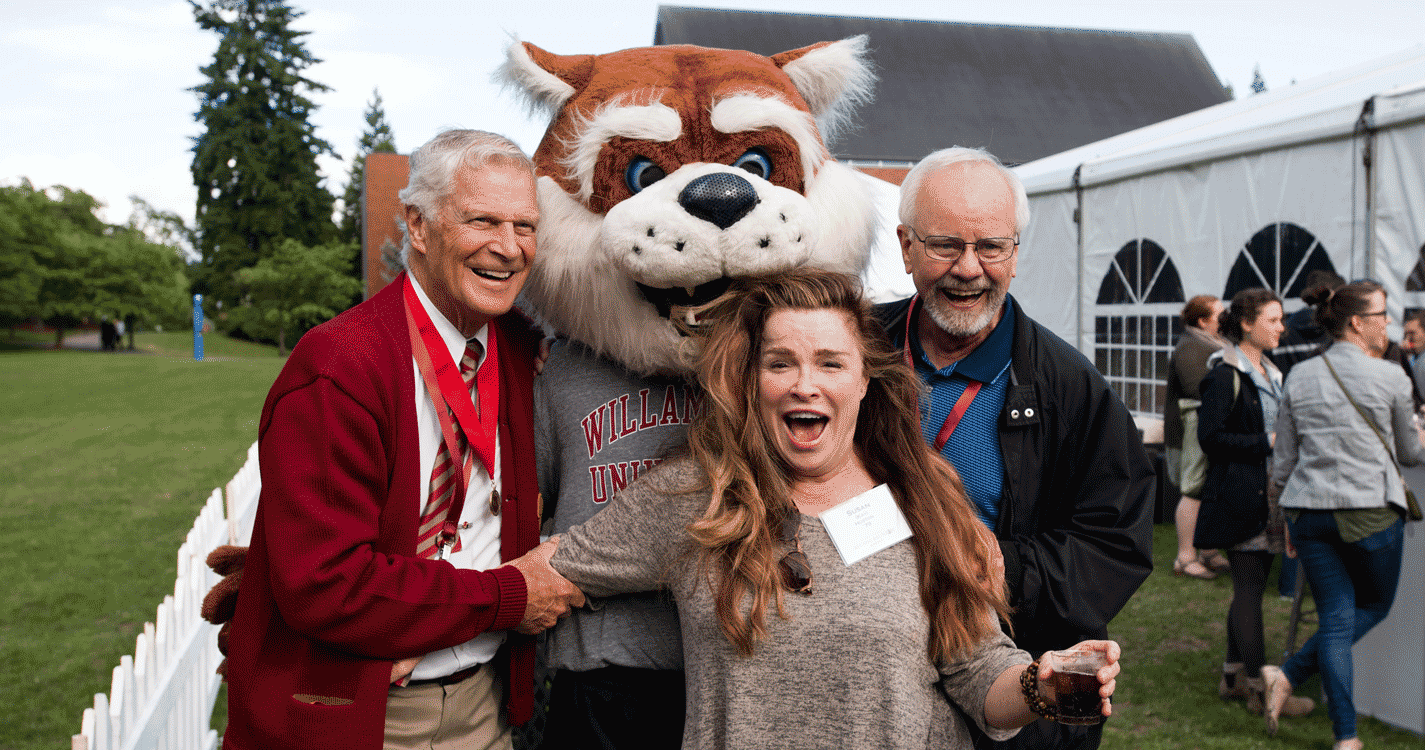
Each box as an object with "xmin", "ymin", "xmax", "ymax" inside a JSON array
[{"xmin": 907, "ymin": 296, "xmax": 1015, "ymax": 529}]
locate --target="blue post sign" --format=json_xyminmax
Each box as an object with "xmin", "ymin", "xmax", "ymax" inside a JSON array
[{"xmin": 193, "ymin": 294, "xmax": 204, "ymax": 362}]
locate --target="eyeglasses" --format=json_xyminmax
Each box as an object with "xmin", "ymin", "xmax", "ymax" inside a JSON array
[
  {"xmin": 1357, "ymin": 310, "xmax": 1389, "ymax": 318},
  {"xmin": 906, "ymin": 227, "xmax": 1018, "ymax": 264},
  {"xmin": 778, "ymin": 512, "xmax": 813, "ymax": 595}
]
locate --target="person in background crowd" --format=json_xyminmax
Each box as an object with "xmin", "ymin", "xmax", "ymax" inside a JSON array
[
  {"xmin": 1399, "ymin": 311, "xmax": 1425, "ymax": 399},
  {"xmin": 874, "ymin": 147, "xmax": 1153, "ymax": 750},
  {"xmin": 1165, "ymin": 294, "xmax": 1231, "ymax": 581},
  {"xmin": 219, "ymin": 129, "xmax": 585, "ymax": 750},
  {"xmin": 1196, "ymin": 288, "xmax": 1314, "ymax": 720},
  {"xmin": 547, "ymin": 268, "xmax": 1123, "ymax": 750},
  {"xmin": 1268, "ymin": 269, "xmax": 1343, "ymax": 376},
  {"xmin": 1264, "ymin": 280, "xmax": 1424, "ymax": 750}
]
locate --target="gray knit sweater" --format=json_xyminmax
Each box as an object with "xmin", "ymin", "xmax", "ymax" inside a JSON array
[{"xmin": 551, "ymin": 457, "xmax": 1030, "ymax": 749}]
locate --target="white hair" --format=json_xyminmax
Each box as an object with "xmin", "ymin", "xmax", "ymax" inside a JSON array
[
  {"xmin": 397, "ymin": 129, "xmax": 534, "ymax": 264},
  {"xmin": 897, "ymin": 147, "xmax": 1030, "ymax": 235}
]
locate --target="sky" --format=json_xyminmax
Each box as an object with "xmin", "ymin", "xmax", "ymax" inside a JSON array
[{"xmin": 2, "ymin": 0, "xmax": 1422, "ymax": 234}]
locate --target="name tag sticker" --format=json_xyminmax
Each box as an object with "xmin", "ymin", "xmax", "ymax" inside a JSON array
[{"xmin": 820, "ymin": 484, "xmax": 913, "ymax": 566}]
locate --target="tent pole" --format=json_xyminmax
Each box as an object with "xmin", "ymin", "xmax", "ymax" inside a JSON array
[
  {"xmin": 1073, "ymin": 165, "xmax": 1086, "ymax": 354},
  {"xmin": 1357, "ymin": 98, "xmax": 1377, "ymax": 281}
]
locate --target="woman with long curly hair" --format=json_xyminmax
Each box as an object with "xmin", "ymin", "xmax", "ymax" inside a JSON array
[{"xmin": 542, "ymin": 268, "xmax": 1120, "ymax": 748}]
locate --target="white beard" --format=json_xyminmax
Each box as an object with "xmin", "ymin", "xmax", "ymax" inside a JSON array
[{"xmin": 924, "ymin": 283, "xmax": 1007, "ymax": 338}]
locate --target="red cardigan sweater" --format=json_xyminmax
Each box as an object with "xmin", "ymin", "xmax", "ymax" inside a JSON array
[{"xmin": 222, "ymin": 275, "xmax": 542, "ymax": 750}]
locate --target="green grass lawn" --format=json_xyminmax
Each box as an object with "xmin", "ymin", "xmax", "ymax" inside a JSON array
[
  {"xmin": 2, "ymin": 335, "xmax": 1420, "ymax": 749},
  {"xmin": 1101, "ymin": 524, "xmax": 1421, "ymax": 749},
  {"xmin": 0, "ymin": 335, "xmax": 283, "ymax": 749}
]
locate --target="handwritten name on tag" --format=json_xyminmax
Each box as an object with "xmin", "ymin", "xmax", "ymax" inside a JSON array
[{"xmin": 820, "ymin": 484, "xmax": 913, "ymax": 566}]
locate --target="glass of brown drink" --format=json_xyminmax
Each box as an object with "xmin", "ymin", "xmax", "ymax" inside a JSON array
[{"xmin": 1041, "ymin": 648, "xmax": 1107, "ymax": 725}]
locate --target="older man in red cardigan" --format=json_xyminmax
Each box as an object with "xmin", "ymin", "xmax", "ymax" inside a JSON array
[{"xmin": 222, "ymin": 130, "xmax": 584, "ymax": 750}]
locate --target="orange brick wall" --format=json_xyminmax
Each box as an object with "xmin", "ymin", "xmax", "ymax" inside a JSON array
[
  {"xmin": 850, "ymin": 165, "xmax": 908, "ymax": 186},
  {"xmin": 363, "ymin": 152, "xmax": 410, "ymax": 300}
]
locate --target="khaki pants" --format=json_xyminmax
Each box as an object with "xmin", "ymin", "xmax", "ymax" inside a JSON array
[{"xmin": 384, "ymin": 666, "xmax": 512, "ymax": 750}]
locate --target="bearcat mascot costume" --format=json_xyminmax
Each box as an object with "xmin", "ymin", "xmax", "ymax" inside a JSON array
[
  {"xmin": 204, "ymin": 36, "xmax": 881, "ymax": 750},
  {"xmin": 499, "ymin": 36, "xmax": 880, "ymax": 748}
]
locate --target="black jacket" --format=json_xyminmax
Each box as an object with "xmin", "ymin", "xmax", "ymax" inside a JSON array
[
  {"xmin": 876, "ymin": 296, "xmax": 1155, "ymax": 651},
  {"xmin": 1195, "ymin": 357, "xmax": 1272, "ymax": 548}
]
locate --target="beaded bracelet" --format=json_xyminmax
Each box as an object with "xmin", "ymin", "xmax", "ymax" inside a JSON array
[{"xmin": 1019, "ymin": 659, "xmax": 1058, "ymax": 720}]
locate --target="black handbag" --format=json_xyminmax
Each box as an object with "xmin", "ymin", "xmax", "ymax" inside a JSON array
[{"xmin": 1323, "ymin": 357, "xmax": 1424, "ymax": 522}]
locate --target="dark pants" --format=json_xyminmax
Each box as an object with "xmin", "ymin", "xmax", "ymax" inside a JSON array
[
  {"xmin": 538, "ymin": 666, "xmax": 684, "ymax": 750},
  {"xmin": 1224, "ymin": 549, "xmax": 1275, "ymax": 677},
  {"xmin": 1282, "ymin": 511, "xmax": 1404, "ymax": 741}
]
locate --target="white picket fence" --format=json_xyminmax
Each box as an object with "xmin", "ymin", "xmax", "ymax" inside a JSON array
[{"xmin": 73, "ymin": 441, "xmax": 262, "ymax": 750}]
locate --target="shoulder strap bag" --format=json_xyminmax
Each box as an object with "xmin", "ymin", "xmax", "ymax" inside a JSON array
[{"xmin": 1322, "ymin": 356, "xmax": 1424, "ymax": 521}]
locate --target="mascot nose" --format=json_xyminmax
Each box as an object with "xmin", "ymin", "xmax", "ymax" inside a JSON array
[{"xmin": 678, "ymin": 173, "xmax": 759, "ymax": 230}]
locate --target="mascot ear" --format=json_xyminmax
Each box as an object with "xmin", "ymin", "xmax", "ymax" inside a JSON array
[
  {"xmin": 772, "ymin": 35, "xmax": 875, "ymax": 145},
  {"xmin": 497, "ymin": 38, "xmax": 595, "ymax": 119}
]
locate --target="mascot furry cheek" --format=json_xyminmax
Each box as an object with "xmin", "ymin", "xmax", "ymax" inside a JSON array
[{"xmin": 500, "ymin": 37, "xmax": 879, "ymax": 375}]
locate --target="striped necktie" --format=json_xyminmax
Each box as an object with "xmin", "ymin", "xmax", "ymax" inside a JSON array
[{"xmin": 417, "ymin": 341, "xmax": 481, "ymax": 559}]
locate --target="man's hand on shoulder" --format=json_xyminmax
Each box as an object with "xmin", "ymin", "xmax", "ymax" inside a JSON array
[{"xmin": 506, "ymin": 537, "xmax": 585, "ymax": 634}]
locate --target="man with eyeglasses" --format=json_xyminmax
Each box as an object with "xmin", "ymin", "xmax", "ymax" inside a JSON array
[{"xmin": 874, "ymin": 147, "xmax": 1154, "ymax": 750}]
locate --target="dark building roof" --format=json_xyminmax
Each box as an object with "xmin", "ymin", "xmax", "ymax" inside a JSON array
[{"xmin": 654, "ymin": 6, "xmax": 1231, "ymax": 165}]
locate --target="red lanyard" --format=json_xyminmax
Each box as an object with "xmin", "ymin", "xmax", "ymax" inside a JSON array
[
  {"xmin": 403, "ymin": 277, "xmax": 500, "ymax": 505},
  {"xmin": 903, "ymin": 293, "xmax": 983, "ymax": 451}
]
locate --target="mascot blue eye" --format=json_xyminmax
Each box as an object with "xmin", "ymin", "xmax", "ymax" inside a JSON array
[
  {"xmin": 732, "ymin": 149, "xmax": 772, "ymax": 180},
  {"xmin": 625, "ymin": 158, "xmax": 666, "ymax": 193}
]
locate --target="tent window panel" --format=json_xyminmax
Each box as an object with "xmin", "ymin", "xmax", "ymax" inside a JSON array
[
  {"xmin": 1097, "ymin": 272, "xmax": 1133, "ymax": 305},
  {"xmin": 1095, "ymin": 242, "xmax": 1185, "ymax": 419},
  {"xmin": 1147, "ymin": 258, "xmax": 1186, "ymax": 303},
  {"xmin": 1225, "ymin": 222, "xmax": 1339, "ymax": 301}
]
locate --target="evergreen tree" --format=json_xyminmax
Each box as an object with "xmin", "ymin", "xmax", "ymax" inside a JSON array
[
  {"xmin": 189, "ymin": 0, "xmax": 337, "ymax": 312},
  {"xmin": 339, "ymin": 88, "xmax": 397, "ymax": 246}
]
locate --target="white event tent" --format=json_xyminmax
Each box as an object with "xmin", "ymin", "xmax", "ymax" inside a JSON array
[{"xmin": 1010, "ymin": 46, "xmax": 1425, "ymax": 736}]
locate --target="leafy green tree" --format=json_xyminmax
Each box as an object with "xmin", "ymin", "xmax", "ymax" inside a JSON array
[
  {"xmin": 233, "ymin": 237, "xmax": 361, "ymax": 355},
  {"xmin": 0, "ymin": 182, "xmax": 190, "ymax": 345},
  {"xmin": 32, "ymin": 188, "xmax": 107, "ymax": 347},
  {"xmin": 189, "ymin": 0, "xmax": 337, "ymax": 312},
  {"xmin": 0, "ymin": 184, "xmax": 48, "ymax": 333}
]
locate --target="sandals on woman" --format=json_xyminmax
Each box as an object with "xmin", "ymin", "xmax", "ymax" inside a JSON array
[{"xmin": 1173, "ymin": 556, "xmax": 1217, "ymax": 580}]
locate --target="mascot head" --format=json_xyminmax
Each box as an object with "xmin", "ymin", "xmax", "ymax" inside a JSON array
[{"xmin": 500, "ymin": 37, "xmax": 879, "ymax": 374}]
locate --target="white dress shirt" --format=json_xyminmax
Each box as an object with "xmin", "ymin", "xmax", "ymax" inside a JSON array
[{"xmin": 407, "ymin": 275, "xmax": 505, "ymax": 678}]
